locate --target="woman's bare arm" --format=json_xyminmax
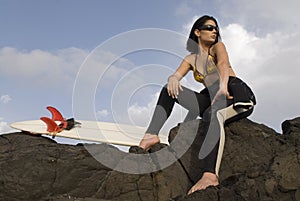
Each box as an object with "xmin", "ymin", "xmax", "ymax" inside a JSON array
[{"xmin": 167, "ymin": 56, "xmax": 191, "ymax": 98}]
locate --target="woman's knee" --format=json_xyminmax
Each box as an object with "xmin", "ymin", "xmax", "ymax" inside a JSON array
[{"xmin": 160, "ymin": 84, "xmax": 170, "ymax": 96}]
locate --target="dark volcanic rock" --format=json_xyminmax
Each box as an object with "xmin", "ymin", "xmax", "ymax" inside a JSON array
[{"xmin": 0, "ymin": 117, "xmax": 300, "ymax": 201}]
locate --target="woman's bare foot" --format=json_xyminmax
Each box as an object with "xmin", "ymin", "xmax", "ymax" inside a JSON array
[
  {"xmin": 187, "ymin": 172, "xmax": 219, "ymax": 195},
  {"xmin": 139, "ymin": 133, "xmax": 160, "ymax": 151}
]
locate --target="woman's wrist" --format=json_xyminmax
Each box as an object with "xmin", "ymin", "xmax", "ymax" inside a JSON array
[
  {"xmin": 219, "ymin": 82, "xmax": 228, "ymax": 92},
  {"xmin": 168, "ymin": 74, "xmax": 179, "ymax": 81}
]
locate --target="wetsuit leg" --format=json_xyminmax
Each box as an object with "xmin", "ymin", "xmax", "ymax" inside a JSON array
[
  {"xmin": 199, "ymin": 101, "xmax": 254, "ymax": 176},
  {"xmin": 146, "ymin": 85, "xmax": 210, "ymax": 135}
]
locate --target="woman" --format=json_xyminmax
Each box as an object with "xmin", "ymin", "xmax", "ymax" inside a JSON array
[{"xmin": 138, "ymin": 15, "xmax": 256, "ymax": 194}]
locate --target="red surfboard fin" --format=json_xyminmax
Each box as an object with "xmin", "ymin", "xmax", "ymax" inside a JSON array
[
  {"xmin": 40, "ymin": 117, "xmax": 63, "ymax": 138},
  {"xmin": 47, "ymin": 106, "xmax": 65, "ymax": 122}
]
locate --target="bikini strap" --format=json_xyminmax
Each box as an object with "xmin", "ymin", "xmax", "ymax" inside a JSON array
[
  {"xmin": 208, "ymin": 46, "xmax": 212, "ymax": 56},
  {"xmin": 194, "ymin": 54, "xmax": 198, "ymax": 68}
]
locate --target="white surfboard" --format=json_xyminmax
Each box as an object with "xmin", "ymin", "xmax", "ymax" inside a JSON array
[{"xmin": 10, "ymin": 120, "xmax": 169, "ymax": 146}]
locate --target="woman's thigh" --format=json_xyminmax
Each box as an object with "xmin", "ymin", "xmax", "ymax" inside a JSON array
[{"xmin": 176, "ymin": 85, "xmax": 211, "ymax": 117}]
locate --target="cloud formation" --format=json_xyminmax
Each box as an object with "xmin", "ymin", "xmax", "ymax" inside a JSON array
[
  {"xmin": 222, "ymin": 24, "xmax": 300, "ymax": 130},
  {"xmin": 178, "ymin": 0, "xmax": 300, "ymax": 34},
  {"xmin": 1, "ymin": 95, "xmax": 12, "ymax": 104},
  {"xmin": 0, "ymin": 117, "xmax": 15, "ymax": 134},
  {"xmin": 2, "ymin": 22, "xmax": 299, "ymax": 133},
  {"xmin": 189, "ymin": 1, "xmax": 298, "ymax": 126},
  {"xmin": 0, "ymin": 47, "xmax": 88, "ymax": 88},
  {"xmin": 1, "ymin": 0, "xmax": 300, "ymax": 134}
]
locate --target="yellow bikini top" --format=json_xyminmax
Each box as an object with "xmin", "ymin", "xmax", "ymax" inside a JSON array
[{"xmin": 191, "ymin": 54, "xmax": 218, "ymax": 83}]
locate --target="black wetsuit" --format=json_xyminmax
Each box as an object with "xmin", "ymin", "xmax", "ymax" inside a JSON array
[{"xmin": 146, "ymin": 76, "xmax": 256, "ymax": 176}]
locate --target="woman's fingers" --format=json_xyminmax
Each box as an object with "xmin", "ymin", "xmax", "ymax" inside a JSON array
[
  {"xmin": 179, "ymin": 84, "xmax": 183, "ymax": 92},
  {"xmin": 167, "ymin": 81, "xmax": 182, "ymax": 99},
  {"xmin": 226, "ymin": 92, "xmax": 233, "ymax": 100},
  {"xmin": 167, "ymin": 84, "xmax": 175, "ymax": 98},
  {"xmin": 211, "ymin": 90, "xmax": 233, "ymax": 105}
]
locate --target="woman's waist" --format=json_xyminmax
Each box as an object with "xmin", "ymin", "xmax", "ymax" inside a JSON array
[{"xmin": 204, "ymin": 75, "xmax": 237, "ymax": 88}]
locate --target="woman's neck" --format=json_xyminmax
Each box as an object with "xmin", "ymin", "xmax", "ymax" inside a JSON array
[{"xmin": 198, "ymin": 43, "xmax": 211, "ymax": 53}]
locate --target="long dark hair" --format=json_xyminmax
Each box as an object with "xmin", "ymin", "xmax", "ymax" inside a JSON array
[{"xmin": 186, "ymin": 15, "xmax": 221, "ymax": 54}]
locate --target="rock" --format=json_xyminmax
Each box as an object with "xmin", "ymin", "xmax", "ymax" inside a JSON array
[
  {"xmin": 295, "ymin": 188, "xmax": 300, "ymax": 201},
  {"xmin": 282, "ymin": 117, "xmax": 300, "ymax": 135},
  {"xmin": 0, "ymin": 117, "xmax": 299, "ymax": 201}
]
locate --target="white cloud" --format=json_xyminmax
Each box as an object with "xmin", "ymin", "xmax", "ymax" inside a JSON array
[
  {"xmin": 221, "ymin": 24, "xmax": 300, "ymax": 131},
  {"xmin": 96, "ymin": 109, "xmax": 109, "ymax": 119},
  {"xmin": 0, "ymin": 47, "xmax": 89, "ymax": 88},
  {"xmin": 181, "ymin": 15, "xmax": 200, "ymax": 35},
  {"xmin": 176, "ymin": 1, "xmax": 300, "ymax": 39},
  {"xmin": 128, "ymin": 92, "xmax": 159, "ymax": 127},
  {"xmin": 0, "ymin": 95, "xmax": 12, "ymax": 104},
  {"xmin": 221, "ymin": 24, "xmax": 259, "ymax": 68},
  {"xmin": 0, "ymin": 46, "xmax": 141, "ymax": 128},
  {"xmin": 127, "ymin": 92, "xmax": 188, "ymax": 135},
  {"xmin": 220, "ymin": 0, "xmax": 300, "ymax": 33},
  {"xmin": 183, "ymin": 0, "xmax": 300, "ymax": 33},
  {"xmin": 0, "ymin": 119, "xmax": 16, "ymax": 134}
]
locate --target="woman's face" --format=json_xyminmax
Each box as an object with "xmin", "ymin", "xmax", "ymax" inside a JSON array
[{"xmin": 196, "ymin": 20, "xmax": 218, "ymax": 45}]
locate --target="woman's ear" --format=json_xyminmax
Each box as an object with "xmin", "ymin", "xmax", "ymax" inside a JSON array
[{"xmin": 194, "ymin": 29, "xmax": 201, "ymax": 37}]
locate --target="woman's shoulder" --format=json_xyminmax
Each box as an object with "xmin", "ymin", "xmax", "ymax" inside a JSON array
[
  {"xmin": 210, "ymin": 41, "xmax": 228, "ymax": 56},
  {"xmin": 184, "ymin": 53, "xmax": 197, "ymax": 60},
  {"xmin": 211, "ymin": 41, "xmax": 227, "ymax": 52},
  {"xmin": 183, "ymin": 54, "xmax": 196, "ymax": 63}
]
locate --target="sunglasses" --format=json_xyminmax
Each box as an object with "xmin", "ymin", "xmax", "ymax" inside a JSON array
[{"xmin": 199, "ymin": 25, "xmax": 219, "ymax": 32}]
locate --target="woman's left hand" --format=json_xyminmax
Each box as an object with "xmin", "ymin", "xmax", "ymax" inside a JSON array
[{"xmin": 211, "ymin": 87, "xmax": 233, "ymax": 105}]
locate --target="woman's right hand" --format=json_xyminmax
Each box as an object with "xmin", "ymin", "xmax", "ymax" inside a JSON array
[{"xmin": 167, "ymin": 75, "xmax": 183, "ymax": 99}]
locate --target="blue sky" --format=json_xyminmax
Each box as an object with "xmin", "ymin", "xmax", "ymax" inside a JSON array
[
  {"xmin": 0, "ymin": 0, "xmax": 183, "ymax": 50},
  {"xmin": 1, "ymin": 0, "xmax": 300, "ymax": 140}
]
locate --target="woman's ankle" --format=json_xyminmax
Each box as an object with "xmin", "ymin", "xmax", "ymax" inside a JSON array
[
  {"xmin": 139, "ymin": 133, "xmax": 160, "ymax": 150},
  {"xmin": 187, "ymin": 172, "xmax": 219, "ymax": 195}
]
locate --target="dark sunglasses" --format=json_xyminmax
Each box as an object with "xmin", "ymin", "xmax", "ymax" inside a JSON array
[{"xmin": 199, "ymin": 25, "xmax": 219, "ymax": 32}]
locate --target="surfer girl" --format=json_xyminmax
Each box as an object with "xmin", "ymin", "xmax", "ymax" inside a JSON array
[{"xmin": 138, "ymin": 15, "xmax": 256, "ymax": 194}]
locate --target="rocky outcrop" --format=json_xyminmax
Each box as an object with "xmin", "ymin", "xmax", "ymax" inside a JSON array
[{"xmin": 0, "ymin": 117, "xmax": 299, "ymax": 201}]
